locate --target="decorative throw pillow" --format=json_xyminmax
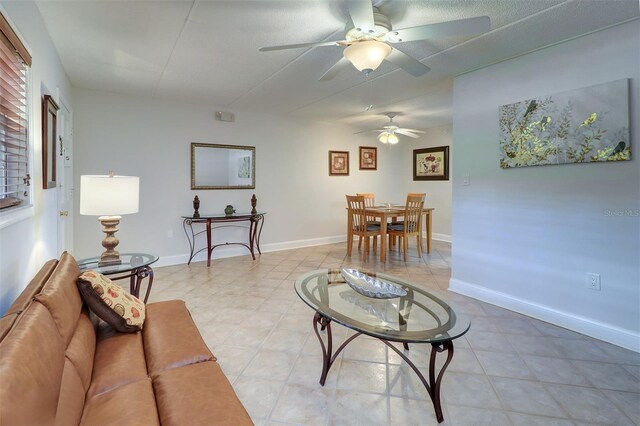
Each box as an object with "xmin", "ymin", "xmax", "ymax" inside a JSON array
[{"xmin": 77, "ymin": 270, "xmax": 145, "ymax": 333}]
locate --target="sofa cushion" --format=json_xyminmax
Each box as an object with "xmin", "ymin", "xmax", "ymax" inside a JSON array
[
  {"xmin": 152, "ymin": 361, "xmax": 252, "ymax": 426},
  {"xmin": 143, "ymin": 300, "xmax": 215, "ymax": 377},
  {"xmin": 77, "ymin": 271, "xmax": 145, "ymax": 332},
  {"xmin": 56, "ymin": 358, "xmax": 86, "ymax": 426},
  {"xmin": 35, "ymin": 252, "xmax": 83, "ymax": 346},
  {"xmin": 88, "ymin": 322, "xmax": 148, "ymax": 398},
  {"xmin": 80, "ymin": 378, "xmax": 159, "ymax": 426},
  {"xmin": 0, "ymin": 302, "xmax": 65, "ymax": 425},
  {"xmin": 65, "ymin": 310, "xmax": 97, "ymax": 390}
]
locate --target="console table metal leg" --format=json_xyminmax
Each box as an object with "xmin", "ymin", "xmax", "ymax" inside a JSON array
[
  {"xmin": 248, "ymin": 218, "xmax": 257, "ymax": 260},
  {"xmin": 206, "ymin": 219, "xmax": 212, "ymax": 267},
  {"xmin": 183, "ymin": 219, "xmax": 196, "ymax": 265},
  {"xmin": 138, "ymin": 266, "xmax": 154, "ymax": 303},
  {"xmin": 256, "ymin": 215, "xmax": 264, "ymax": 254}
]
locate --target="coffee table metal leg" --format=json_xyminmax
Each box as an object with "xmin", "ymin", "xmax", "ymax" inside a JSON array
[
  {"xmin": 429, "ymin": 341, "xmax": 454, "ymax": 423},
  {"xmin": 383, "ymin": 339, "xmax": 454, "ymax": 423},
  {"xmin": 313, "ymin": 312, "xmax": 362, "ymax": 386}
]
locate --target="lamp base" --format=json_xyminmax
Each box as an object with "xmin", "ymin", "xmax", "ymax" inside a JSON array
[{"xmin": 98, "ymin": 215, "xmax": 122, "ymax": 267}]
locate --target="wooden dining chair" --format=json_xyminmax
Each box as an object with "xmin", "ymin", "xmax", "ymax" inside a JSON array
[
  {"xmin": 356, "ymin": 193, "xmax": 378, "ymax": 249},
  {"xmin": 387, "ymin": 194, "xmax": 425, "ymax": 261},
  {"xmin": 346, "ymin": 195, "xmax": 382, "ymax": 258},
  {"xmin": 390, "ymin": 193, "xmax": 426, "ymax": 249}
]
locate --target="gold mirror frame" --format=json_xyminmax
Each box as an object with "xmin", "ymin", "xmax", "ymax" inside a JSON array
[{"xmin": 191, "ymin": 143, "xmax": 256, "ymax": 190}]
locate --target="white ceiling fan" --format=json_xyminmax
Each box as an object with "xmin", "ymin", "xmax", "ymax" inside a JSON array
[
  {"xmin": 259, "ymin": 0, "xmax": 490, "ymax": 81},
  {"xmin": 357, "ymin": 112, "xmax": 425, "ymax": 144}
]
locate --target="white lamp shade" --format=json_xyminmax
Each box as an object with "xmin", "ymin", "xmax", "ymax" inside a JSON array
[
  {"xmin": 378, "ymin": 133, "xmax": 389, "ymax": 144},
  {"xmin": 80, "ymin": 175, "xmax": 139, "ymax": 216},
  {"xmin": 344, "ymin": 40, "xmax": 392, "ymax": 72},
  {"xmin": 387, "ymin": 133, "xmax": 399, "ymax": 144}
]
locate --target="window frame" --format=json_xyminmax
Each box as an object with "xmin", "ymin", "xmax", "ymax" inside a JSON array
[{"xmin": 0, "ymin": 7, "xmax": 33, "ymax": 229}]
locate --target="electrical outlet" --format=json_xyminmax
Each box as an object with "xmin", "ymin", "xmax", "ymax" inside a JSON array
[
  {"xmin": 462, "ymin": 173, "xmax": 470, "ymax": 186},
  {"xmin": 587, "ymin": 273, "xmax": 601, "ymax": 291}
]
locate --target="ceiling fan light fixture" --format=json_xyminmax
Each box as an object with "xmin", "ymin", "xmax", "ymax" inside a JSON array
[
  {"xmin": 387, "ymin": 133, "xmax": 399, "ymax": 144},
  {"xmin": 378, "ymin": 132, "xmax": 389, "ymax": 144},
  {"xmin": 344, "ymin": 40, "xmax": 392, "ymax": 73}
]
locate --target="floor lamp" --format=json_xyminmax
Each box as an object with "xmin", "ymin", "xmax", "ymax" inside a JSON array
[{"xmin": 80, "ymin": 172, "xmax": 139, "ymax": 266}]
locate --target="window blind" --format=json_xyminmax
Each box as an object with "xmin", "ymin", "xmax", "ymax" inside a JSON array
[{"xmin": 0, "ymin": 12, "xmax": 31, "ymax": 210}]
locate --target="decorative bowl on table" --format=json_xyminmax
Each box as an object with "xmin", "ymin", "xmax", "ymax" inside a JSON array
[{"xmin": 340, "ymin": 268, "xmax": 407, "ymax": 299}]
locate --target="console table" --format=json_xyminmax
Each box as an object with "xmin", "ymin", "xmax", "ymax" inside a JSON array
[{"xmin": 182, "ymin": 212, "xmax": 265, "ymax": 267}]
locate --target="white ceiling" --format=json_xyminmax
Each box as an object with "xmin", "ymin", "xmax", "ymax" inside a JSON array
[{"xmin": 36, "ymin": 0, "xmax": 639, "ymax": 131}]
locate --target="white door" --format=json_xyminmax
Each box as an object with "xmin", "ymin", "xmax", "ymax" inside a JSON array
[{"xmin": 56, "ymin": 96, "xmax": 73, "ymax": 255}]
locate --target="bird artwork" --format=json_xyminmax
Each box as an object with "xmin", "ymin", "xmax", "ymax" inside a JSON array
[
  {"xmin": 612, "ymin": 141, "xmax": 626, "ymax": 155},
  {"xmin": 523, "ymin": 100, "xmax": 538, "ymax": 118}
]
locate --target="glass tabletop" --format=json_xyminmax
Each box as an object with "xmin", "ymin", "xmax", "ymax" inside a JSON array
[
  {"xmin": 182, "ymin": 212, "xmax": 266, "ymax": 219},
  {"xmin": 78, "ymin": 253, "xmax": 158, "ymax": 274},
  {"xmin": 295, "ymin": 269, "xmax": 470, "ymax": 344}
]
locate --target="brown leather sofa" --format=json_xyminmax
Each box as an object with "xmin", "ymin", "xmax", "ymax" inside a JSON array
[{"xmin": 0, "ymin": 252, "xmax": 253, "ymax": 425}]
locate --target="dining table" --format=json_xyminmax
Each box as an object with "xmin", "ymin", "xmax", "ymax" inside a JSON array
[{"xmin": 363, "ymin": 205, "xmax": 435, "ymax": 262}]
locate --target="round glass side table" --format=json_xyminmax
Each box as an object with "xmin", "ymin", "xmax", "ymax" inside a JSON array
[{"xmin": 78, "ymin": 253, "xmax": 158, "ymax": 303}]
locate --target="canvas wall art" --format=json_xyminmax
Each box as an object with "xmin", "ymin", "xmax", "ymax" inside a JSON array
[{"xmin": 499, "ymin": 79, "xmax": 630, "ymax": 169}]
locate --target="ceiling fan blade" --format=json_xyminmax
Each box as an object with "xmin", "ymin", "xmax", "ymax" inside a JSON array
[
  {"xmin": 395, "ymin": 129, "xmax": 422, "ymax": 138},
  {"xmin": 385, "ymin": 16, "xmax": 490, "ymax": 43},
  {"xmin": 399, "ymin": 128, "xmax": 425, "ymax": 134},
  {"xmin": 319, "ymin": 57, "xmax": 351, "ymax": 81},
  {"xmin": 385, "ymin": 48, "xmax": 430, "ymax": 77},
  {"xmin": 259, "ymin": 39, "xmax": 345, "ymax": 52},
  {"xmin": 353, "ymin": 128, "xmax": 379, "ymax": 135},
  {"xmin": 347, "ymin": 0, "xmax": 375, "ymax": 32}
]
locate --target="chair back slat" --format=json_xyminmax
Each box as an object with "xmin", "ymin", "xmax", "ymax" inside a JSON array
[
  {"xmin": 404, "ymin": 194, "xmax": 425, "ymax": 233},
  {"xmin": 346, "ymin": 195, "xmax": 367, "ymax": 232},
  {"xmin": 356, "ymin": 193, "xmax": 375, "ymax": 207}
]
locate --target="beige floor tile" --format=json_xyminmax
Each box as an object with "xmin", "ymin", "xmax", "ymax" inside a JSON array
[
  {"xmin": 447, "ymin": 404, "xmax": 512, "ymax": 426},
  {"xmin": 269, "ymin": 383, "xmax": 335, "ymax": 425},
  {"xmin": 262, "ymin": 329, "xmax": 309, "ymax": 354},
  {"xmin": 507, "ymin": 412, "xmax": 574, "ymax": 426},
  {"xmin": 388, "ymin": 396, "xmax": 440, "ymax": 425},
  {"xmin": 233, "ymin": 377, "xmax": 285, "ymax": 419},
  {"xmin": 388, "ymin": 365, "xmax": 430, "ymax": 400},
  {"xmin": 521, "ymin": 355, "xmax": 592, "ymax": 386},
  {"xmin": 441, "ymin": 372, "xmax": 502, "ymax": 409},
  {"xmin": 242, "ymin": 350, "xmax": 297, "ymax": 381},
  {"xmin": 602, "ymin": 390, "xmax": 640, "ymax": 424},
  {"xmin": 150, "ymin": 242, "xmax": 639, "ymax": 425},
  {"xmin": 474, "ymin": 350, "xmax": 536, "ymax": 380},
  {"xmin": 329, "ymin": 391, "xmax": 390, "ymax": 426},
  {"xmin": 491, "ymin": 377, "xmax": 566, "ymax": 417},
  {"xmin": 545, "ymin": 383, "xmax": 633, "ymax": 424},
  {"xmin": 572, "ymin": 359, "xmax": 640, "ymax": 392},
  {"xmin": 336, "ymin": 360, "xmax": 388, "ymax": 394}
]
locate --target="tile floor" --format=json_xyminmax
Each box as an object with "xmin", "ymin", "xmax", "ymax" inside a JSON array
[{"xmin": 147, "ymin": 242, "xmax": 640, "ymax": 425}]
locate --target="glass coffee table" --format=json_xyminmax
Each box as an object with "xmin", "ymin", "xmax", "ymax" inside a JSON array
[
  {"xmin": 78, "ymin": 253, "xmax": 158, "ymax": 303},
  {"xmin": 295, "ymin": 269, "xmax": 470, "ymax": 423}
]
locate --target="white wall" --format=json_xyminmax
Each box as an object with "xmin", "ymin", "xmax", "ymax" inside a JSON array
[
  {"xmin": 72, "ymin": 88, "xmax": 404, "ymax": 264},
  {"xmin": 0, "ymin": 1, "xmax": 72, "ymax": 314},
  {"xmin": 450, "ymin": 21, "xmax": 640, "ymax": 350},
  {"xmin": 400, "ymin": 125, "xmax": 453, "ymax": 241}
]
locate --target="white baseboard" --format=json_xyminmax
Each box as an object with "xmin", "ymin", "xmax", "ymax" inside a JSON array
[
  {"xmin": 155, "ymin": 234, "xmax": 347, "ymax": 268},
  {"xmin": 449, "ymin": 278, "xmax": 640, "ymax": 352},
  {"xmin": 432, "ymin": 233, "xmax": 451, "ymax": 243}
]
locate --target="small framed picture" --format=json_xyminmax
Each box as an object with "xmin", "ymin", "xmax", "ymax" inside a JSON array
[
  {"xmin": 413, "ymin": 146, "xmax": 449, "ymax": 181},
  {"xmin": 359, "ymin": 146, "xmax": 377, "ymax": 170},
  {"xmin": 329, "ymin": 150, "xmax": 349, "ymax": 176}
]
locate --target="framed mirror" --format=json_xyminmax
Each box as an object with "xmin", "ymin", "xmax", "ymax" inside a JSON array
[
  {"xmin": 191, "ymin": 143, "xmax": 255, "ymax": 190},
  {"xmin": 42, "ymin": 94, "xmax": 59, "ymax": 189}
]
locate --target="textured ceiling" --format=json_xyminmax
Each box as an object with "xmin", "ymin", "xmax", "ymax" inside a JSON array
[{"xmin": 36, "ymin": 0, "xmax": 639, "ymax": 131}]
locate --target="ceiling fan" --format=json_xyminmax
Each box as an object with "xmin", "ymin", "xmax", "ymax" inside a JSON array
[
  {"xmin": 259, "ymin": 0, "xmax": 490, "ymax": 81},
  {"xmin": 357, "ymin": 112, "xmax": 425, "ymax": 144}
]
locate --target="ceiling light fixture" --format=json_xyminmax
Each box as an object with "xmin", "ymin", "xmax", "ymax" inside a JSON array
[
  {"xmin": 378, "ymin": 132, "xmax": 399, "ymax": 144},
  {"xmin": 343, "ymin": 40, "xmax": 392, "ymax": 74}
]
